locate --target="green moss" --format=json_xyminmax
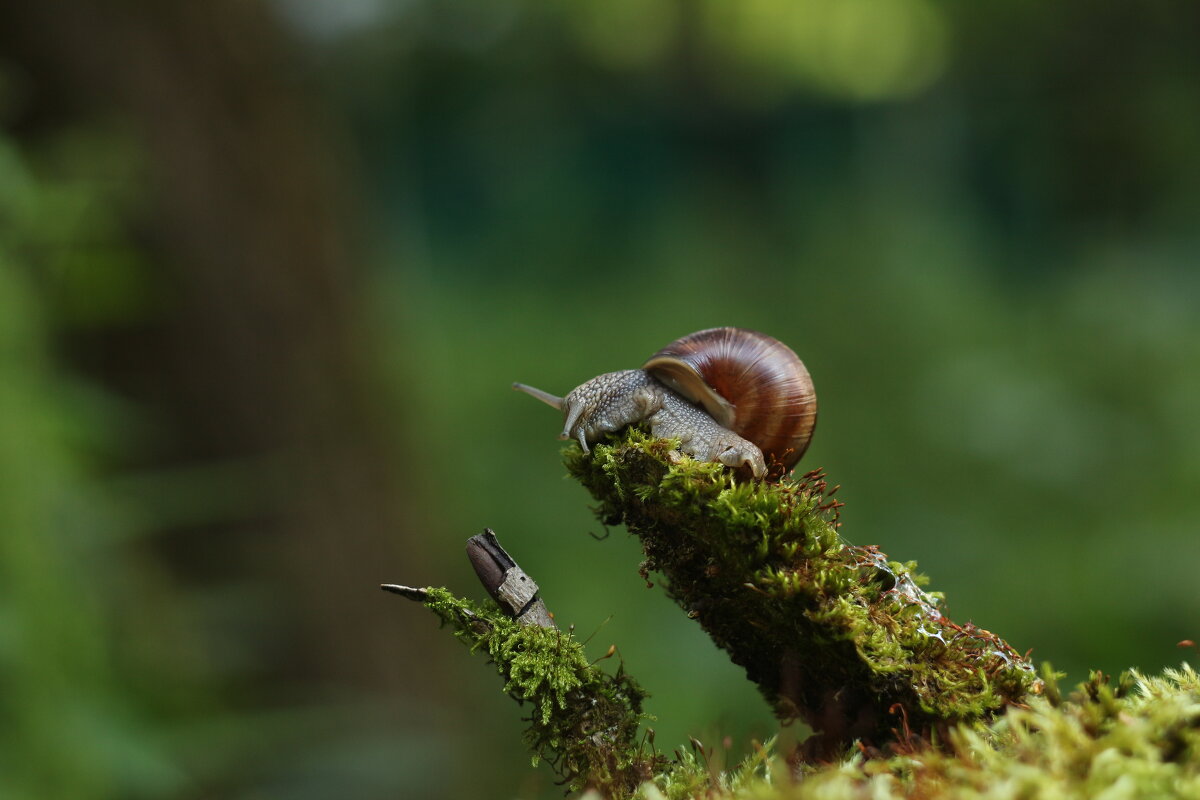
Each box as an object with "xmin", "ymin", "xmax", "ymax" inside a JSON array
[
  {"xmin": 782, "ymin": 665, "xmax": 1200, "ymax": 799},
  {"xmin": 419, "ymin": 588, "xmax": 663, "ymax": 794},
  {"xmin": 637, "ymin": 737, "xmax": 779, "ymax": 800},
  {"xmin": 565, "ymin": 430, "xmax": 1040, "ymax": 754},
  {"xmin": 626, "ymin": 665, "xmax": 1200, "ymax": 799},
  {"xmin": 407, "ymin": 430, "xmax": 1199, "ymax": 798}
]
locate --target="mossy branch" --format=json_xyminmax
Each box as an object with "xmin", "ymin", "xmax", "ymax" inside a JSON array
[
  {"xmin": 564, "ymin": 430, "xmax": 1041, "ymax": 756},
  {"xmin": 383, "ymin": 434, "xmax": 1199, "ymax": 798},
  {"xmin": 384, "ymin": 532, "xmax": 663, "ymax": 796}
]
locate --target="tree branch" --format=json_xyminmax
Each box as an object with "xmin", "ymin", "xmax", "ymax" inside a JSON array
[
  {"xmin": 382, "ymin": 529, "xmax": 661, "ymax": 795},
  {"xmin": 564, "ymin": 430, "xmax": 1041, "ymax": 758}
]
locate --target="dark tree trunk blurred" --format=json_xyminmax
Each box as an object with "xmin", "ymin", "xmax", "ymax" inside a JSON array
[{"xmin": 0, "ymin": 0, "xmax": 439, "ymax": 712}]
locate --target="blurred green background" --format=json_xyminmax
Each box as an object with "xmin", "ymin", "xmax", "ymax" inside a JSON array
[{"xmin": 1, "ymin": 1, "xmax": 1198, "ymax": 798}]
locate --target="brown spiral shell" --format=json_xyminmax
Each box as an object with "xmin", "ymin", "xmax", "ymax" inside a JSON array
[{"xmin": 643, "ymin": 327, "xmax": 817, "ymax": 473}]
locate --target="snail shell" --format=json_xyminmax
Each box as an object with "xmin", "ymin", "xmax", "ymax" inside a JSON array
[{"xmin": 643, "ymin": 327, "xmax": 817, "ymax": 472}]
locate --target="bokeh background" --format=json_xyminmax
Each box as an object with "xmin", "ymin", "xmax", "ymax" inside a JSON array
[{"xmin": 1, "ymin": 1, "xmax": 1198, "ymax": 798}]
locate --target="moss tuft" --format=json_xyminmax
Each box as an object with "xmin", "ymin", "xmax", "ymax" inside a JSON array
[
  {"xmin": 772, "ymin": 664, "xmax": 1200, "ymax": 799},
  {"xmin": 628, "ymin": 665, "xmax": 1200, "ymax": 799}
]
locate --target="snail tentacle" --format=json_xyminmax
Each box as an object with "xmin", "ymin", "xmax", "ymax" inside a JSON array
[{"xmin": 512, "ymin": 382, "xmax": 565, "ymax": 410}]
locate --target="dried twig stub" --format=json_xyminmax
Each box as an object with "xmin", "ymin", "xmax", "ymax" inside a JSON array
[
  {"xmin": 466, "ymin": 528, "xmax": 555, "ymax": 628},
  {"xmin": 379, "ymin": 584, "xmax": 429, "ymax": 602}
]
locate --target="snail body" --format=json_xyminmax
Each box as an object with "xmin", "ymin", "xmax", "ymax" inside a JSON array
[{"xmin": 514, "ymin": 327, "xmax": 816, "ymax": 480}]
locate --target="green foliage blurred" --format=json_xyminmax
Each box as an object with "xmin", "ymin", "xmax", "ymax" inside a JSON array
[
  {"xmin": 1, "ymin": 1, "xmax": 1199, "ymax": 798},
  {"xmin": 0, "ymin": 135, "xmax": 185, "ymax": 797}
]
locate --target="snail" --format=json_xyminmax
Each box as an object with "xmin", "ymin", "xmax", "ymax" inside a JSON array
[{"xmin": 513, "ymin": 327, "xmax": 817, "ymax": 479}]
